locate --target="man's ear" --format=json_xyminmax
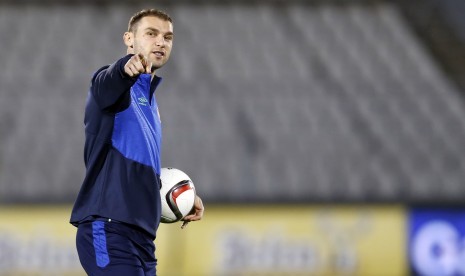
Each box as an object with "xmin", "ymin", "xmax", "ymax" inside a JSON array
[{"xmin": 123, "ymin": 32, "xmax": 134, "ymax": 54}]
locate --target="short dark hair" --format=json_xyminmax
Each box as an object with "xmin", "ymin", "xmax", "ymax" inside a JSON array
[{"xmin": 128, "ymin": 9, "xmax": 172, "ymax": 33}]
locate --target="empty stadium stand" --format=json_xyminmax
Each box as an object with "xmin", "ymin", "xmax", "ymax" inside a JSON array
[{"xmin": 0, "ymin": 1, "xmax": 464, "ymax": 203}]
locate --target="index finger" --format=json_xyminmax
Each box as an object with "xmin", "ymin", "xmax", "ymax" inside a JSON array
[{"xmin": 137, "ymin": 53, "xmax": 147, "ymax": 67}]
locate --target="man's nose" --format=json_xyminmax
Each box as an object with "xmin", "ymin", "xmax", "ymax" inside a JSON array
[{"xmin": 155, "ymin": 35, "xmax": 164, "ymax": 46}]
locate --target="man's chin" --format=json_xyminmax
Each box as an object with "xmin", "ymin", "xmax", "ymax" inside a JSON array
[
  {"xmin": 151, "ymin": 62, "xmax": 166, "ymax": 71},
  {"xmin": 151, "ymin": 65, "xmax": 161, "ymax": 72}
]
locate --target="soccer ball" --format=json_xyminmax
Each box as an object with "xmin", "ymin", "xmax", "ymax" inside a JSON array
[{"xmin": 160, "ymin": 167, "xmax": 196, "ymax": 223}]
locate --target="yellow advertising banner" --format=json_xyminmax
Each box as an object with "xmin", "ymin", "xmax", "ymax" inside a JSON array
[
  {"xmin": 0, "ymin": 205, "xmax": 407, "ymax": 276},
  {"xmin": 0, "ymin": 205, "xmax": 81, "ymax": 276},
  {"xmin": 157, "ymin": 205, "xmax": 407, "ymax": 276}
]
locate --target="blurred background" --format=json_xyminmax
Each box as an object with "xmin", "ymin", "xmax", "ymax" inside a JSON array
[{"xmin": 1, "ymin": 0, "xmax": 465, "ymax": 275}]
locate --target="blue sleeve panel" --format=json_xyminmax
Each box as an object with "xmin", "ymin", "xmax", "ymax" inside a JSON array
[{"xmin": 70, "ymin": 56, "xmax": 163, "ymax": 239}]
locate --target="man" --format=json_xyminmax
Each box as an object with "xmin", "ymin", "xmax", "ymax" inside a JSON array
[{"xmin": 70, "ymin": 9, "xmax": 204, "ymax": 275}]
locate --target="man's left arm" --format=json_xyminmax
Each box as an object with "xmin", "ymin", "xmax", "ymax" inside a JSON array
[{"xmin": 181, "ymin": 195, "xmax": 204, "ymax": 229}]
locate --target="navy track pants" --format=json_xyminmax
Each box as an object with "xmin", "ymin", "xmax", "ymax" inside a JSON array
[{"xmin": 76, "ymin": 220, "xmax": 157, "ymax": 276}]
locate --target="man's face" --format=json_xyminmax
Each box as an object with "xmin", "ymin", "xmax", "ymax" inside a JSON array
[{"xmin": 127, "ymin": 16, "xmax": 173, "ymax": 70}]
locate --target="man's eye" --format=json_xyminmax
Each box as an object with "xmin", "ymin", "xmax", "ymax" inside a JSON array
[
  {"xmin": 147, "ymin": 32, "xmax": 155, "ymax": 36},
  {"xmin": 165, "ymin": 36, "xmax": 173, "ymax": 41}
]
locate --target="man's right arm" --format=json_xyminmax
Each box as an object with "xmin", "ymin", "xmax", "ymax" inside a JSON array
[
  {"xmin": 91, "ymin": 54, "xmax": 137, "ymax": 110},
  {"xmin": 91, "ymin": 53, "xmax": 153, "ymax": 110}
]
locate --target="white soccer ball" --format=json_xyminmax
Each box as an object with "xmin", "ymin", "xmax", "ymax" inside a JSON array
[{"xmin": 160, "ymin": 167, "xmax": 196, "ymax": 223}]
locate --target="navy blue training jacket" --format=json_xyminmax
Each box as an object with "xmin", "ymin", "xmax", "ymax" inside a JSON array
[{"xmin": 70, "ymin": 54, "xmax": 163, "ymax": 239}]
